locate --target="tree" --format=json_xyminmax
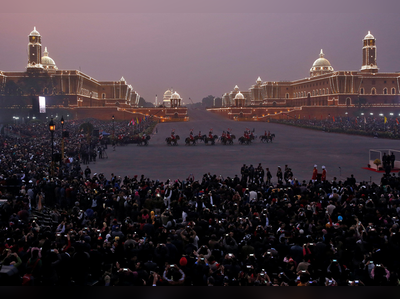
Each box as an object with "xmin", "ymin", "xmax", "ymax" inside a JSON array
[
  {"xmin": 202, "ymin": 95, "xmax": 215, "ymax": 107},
  {"xmin": 138, "ymin": 97, "xmax": 154, "ymax": 108},
  {"xmin": 79, "ymin": 122, "xmax": 94, "ymax": 136},
  {"xmin": 214, "ymin": 97, "xmax": 222, "ymax": 107}
]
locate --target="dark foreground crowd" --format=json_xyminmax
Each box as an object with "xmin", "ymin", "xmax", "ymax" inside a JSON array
[
  {"xmin": 1, "ymin": 165, "xmax": 400, "ymax": 286},
  {"xmin": 0, "ymin": 119, "xmax": 400, "ymax": 286}
]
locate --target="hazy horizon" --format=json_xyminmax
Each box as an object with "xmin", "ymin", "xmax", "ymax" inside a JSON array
[{"xmin": 1, "ymin": 1, "xmax": 400, "ymax": 103}]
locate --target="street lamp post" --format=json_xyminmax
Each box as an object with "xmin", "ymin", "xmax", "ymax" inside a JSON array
[
  {"xmin": 49, "ymin": 118, "xmax": 55, "ymax": 177},
  {"xmin": 61, "ymin": 116, "xmax": 64, "ymax": 163},
  {"xmin": 112, "ymin": 115, "xmax": 115, "ymax": 138}
]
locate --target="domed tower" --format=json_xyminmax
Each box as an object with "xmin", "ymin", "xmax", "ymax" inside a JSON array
[
  {"xmin": 27, "ymin": 27, "xmax": 44, "ymax": 70},
  {"xmin": 310, "ymin": 49, "xmax": 334, "ymax": 77},
  {"xmin": 361, "ymin": 31, "xmax": 378, "ymax": 72},
  {"xmin": 170, "ymin": 91, "xmax": 182, "ymax": 108},
  {"xmin": 41, "ymin": 47, "xmax": 58, "ymax": 72},
  {"xmin": 234, "ymin": 91, "xmax": 245, "ymax": 107}
]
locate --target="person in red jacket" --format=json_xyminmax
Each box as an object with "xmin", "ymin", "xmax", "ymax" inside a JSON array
[
  {"xmin": 321, "ymin": 166, "xmax": 327, "ymax": 182},
  {"xmin": 312, "ymin": 165, "xmax": 318, "ymax": 183}
]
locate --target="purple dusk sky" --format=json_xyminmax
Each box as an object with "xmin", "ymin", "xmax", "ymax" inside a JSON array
[{"xmin": 1, "ymin": 1, "xmax": 400, "ymax": 103}]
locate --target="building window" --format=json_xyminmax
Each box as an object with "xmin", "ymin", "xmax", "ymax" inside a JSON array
[
  {"xmin": 392, "ymin": 88, "xmax": 396, "ymax": 95},
  {"xmin": 384, "ymin": 81, "xmax": 387, "ymax": 84},
  {"xmin": 371, "ymin": 88, "xmax": 376, "ymax": 95},
  {"xmin": 102, "ymin": 93, "xmax": 106, "ymax": 99},
  {"xmin": 360, "ymin": 88, "xmax": 364, "ymax": 95},
  {"xmin": 286, "ymin": 93, "xmax": 289, "ymax": 99},
  {"xmin": 312, "ymin": 90, "xmax": 315, "ymax": 96},
  {"xmin": 383, "ymin": 88, "xmax": 388, "ymax": 95}
]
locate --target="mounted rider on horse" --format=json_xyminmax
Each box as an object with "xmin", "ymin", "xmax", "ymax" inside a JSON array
[{"xmin": 185, "ymin": 129, "xmax": 196, "ymax": 145}]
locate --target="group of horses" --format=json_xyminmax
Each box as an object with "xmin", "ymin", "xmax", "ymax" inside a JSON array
[
  {"xmin": 165, "ymin": 133, "xmax": 275, "ymax": 146},
  {"xmin": 137, "ymin": 135, "xmax": 151, "ymax": 146}
]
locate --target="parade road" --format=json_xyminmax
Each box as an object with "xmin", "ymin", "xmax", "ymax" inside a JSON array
[{"xmin": 91, "ymin": 108, "xmax": 400, "ymax": 184}]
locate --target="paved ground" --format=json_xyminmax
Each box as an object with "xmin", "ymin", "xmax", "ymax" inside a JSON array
[{"xmin": 90, "ymin": 108, "xmax": 400, "ymax": 184}]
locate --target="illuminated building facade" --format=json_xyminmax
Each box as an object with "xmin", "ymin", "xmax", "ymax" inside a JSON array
[
  {"xmin": 0, "ymin": 27, "xmax": 141, "ymax": 115},
  {"xmin": 221, "ymin": 32, "xmax": 399, "ymax": 112}
]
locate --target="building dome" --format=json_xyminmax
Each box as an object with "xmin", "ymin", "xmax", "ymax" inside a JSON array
[
  {"xmin": 234, "ymin": 91, "xmax": 244, "ymax": 100},
  {"xmin": 256, "ymin": 77, "xmax": 262, "ymax": 85},
  {"xmin": 29, "ymin": 27, "xmax": 40, "ymax": 37},
  {"xmin": 164, "ymin": 89, "xmax": 172, "ymax": 97},
  {"xmin": 234, "ymin": 85, "xmax": 239, "ymax": 92},
  {"xmin": 41, "ymin": 47, "xmax": 57, "ymax": 69},
  {"xmin": 171, "ymin": 91, "xmax": 181, "ymax": 100},
  {"xmin": 364, "ymin": 31, "xmax": 375, "ymax": 40},
  {"xmin": 311, "ymin": 49, "xmax": 332, "ymax": 68},
  {"xmin": 310, "ymin": 49, "xmax": 334, "ymax": 77}
]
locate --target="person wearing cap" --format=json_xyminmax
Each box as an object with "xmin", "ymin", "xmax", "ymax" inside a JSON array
[
  {"xmin": 276, "ymin": 166, "xmax": 283, "ymax": 183},
  {"xmin": 84, "ymin": 166, "xmax": 91, "ymax": 180},
  {"xmin": 265, "ymin": 167, "xmax": 272, "ymax": 185},
  {"xmin": 321, "ymin": 166, "xmax": 327, "ymax": 182},
  {"xmin": 312, "ymin": 165, "xmax": 318, "ymax": 183}
]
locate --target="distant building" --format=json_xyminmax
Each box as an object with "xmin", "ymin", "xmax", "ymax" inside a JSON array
[
  {"xmin": 162, "ymin": 89, "xmax": 182, "ymax": 107},
  {"xmin": 222, "ymin": 32, "xmax": 399, "ymax": 109},
  {"xmin": 0, "ymin": 27, "xmax": 141, "ymax": 113}
]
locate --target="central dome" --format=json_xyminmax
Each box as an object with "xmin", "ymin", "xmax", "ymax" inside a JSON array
[
  {"xmin": 164, "ymin": 89, "xmax": 172, "ymax": 97},
  {"xmin": 41, "ymin": 47, "xmax": 57, "ymax": 70},
  {"xmin": 310, "ymin": 49, "xmax": 334, "ymax": 77},
  {"xmin": 312, "ymin": 49, "xmax": 332, "ymax": 68}
]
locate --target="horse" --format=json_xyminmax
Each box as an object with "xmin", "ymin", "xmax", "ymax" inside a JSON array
[
  {"xmin": 239, "ymin": 135, "xmax": 253, "ymax": 145},
  {"xmin": 221, "ymin": 135, "xmax": 236, "ymax": 145},
  {"xmin": 204, "ymin": 135, "xmax": 218, "ymax": 145},
  {"xmin": 196, "ymin": 135, "xmax": 207, "ymax": 143},
  {"xmin": 266, "ymin": 133, "xmax": 275, "ymax": 143},
  {"xmin": 185, "ymin": 137, "xmax": 196, "ymax": 146},
  {"xmin": 137, "ymin": 135, "xmax": 151, "ymax": 146},
  {"xmin": 166, "ymin": 135, "xmax": 180, "ymax": 146},
  {"xmin": 259, "ymin": 134, "xmax": 275, "ymax": 143}
]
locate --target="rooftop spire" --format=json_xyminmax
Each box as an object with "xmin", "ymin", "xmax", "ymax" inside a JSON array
[{"xmin": 319, "ymin": 49, "xmax": 324, "ymax": 58}]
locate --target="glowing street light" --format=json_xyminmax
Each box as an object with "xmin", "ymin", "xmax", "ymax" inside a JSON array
[{"xmin": 48, "ymin": 118, "xmax": 55, "ymax": 176}]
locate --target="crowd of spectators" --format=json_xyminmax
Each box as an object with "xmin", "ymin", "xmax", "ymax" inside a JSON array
[
  {"xmin": 272, "ymin": 115, "xmax": 400, "ymax": 138},
  {"xmin": 1, "ymin": 119, "xmax": 400, "ymax": 286}
]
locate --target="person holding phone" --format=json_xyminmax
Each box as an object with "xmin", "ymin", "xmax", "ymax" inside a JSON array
[{"xmin": 162, "ymin": 264, "xmax": 185, "ymax": 285}]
